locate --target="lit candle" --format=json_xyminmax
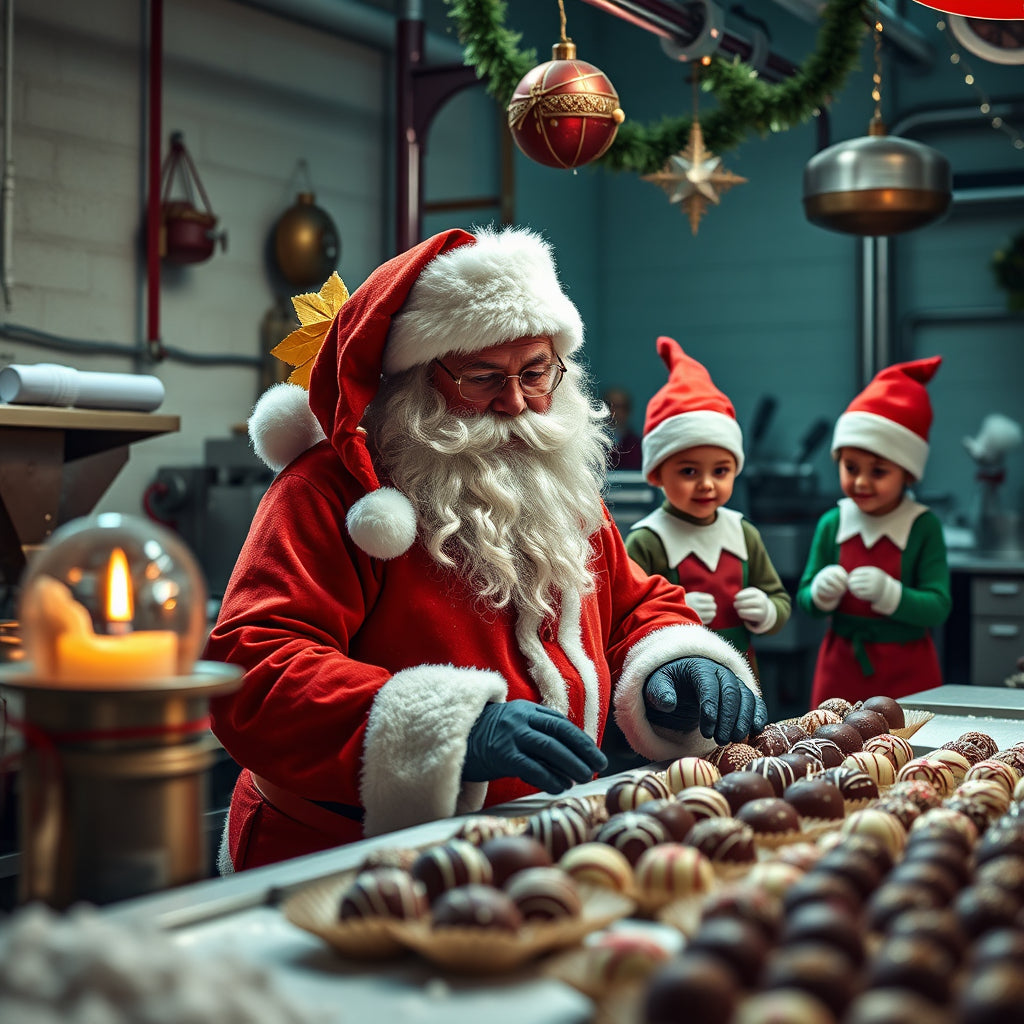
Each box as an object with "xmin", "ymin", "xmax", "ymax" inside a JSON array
[{"xmin": 27, "ymin": 549, "xmax": 178, "ymax": 684}]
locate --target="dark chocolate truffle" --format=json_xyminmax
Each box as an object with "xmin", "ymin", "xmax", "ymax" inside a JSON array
[
  {"xmin": 820, "ymin": 765, "xmax": 879, "ymax": 804},
  {"xmin": 749, "ymin": 724, "xmax": 790, "ymax": 757},
  {"xmin": 779, "ymin": 722, "xmax": 811, "ymax": 746},
  {"xmin": 861, "ymin": 694, "xmax": 905, "ymax": 729},
  {"xmin": 605, "ymin": 772, "xmax": 673, "ymax": 814},
  {"xmin": 782, "ymin": 870, "xmax": 862, "ymax": 917},
  {"xmin": 686, "ymin": 817, "xmax": 756, "ymax": 866},
  {"xmin": 784, "ymin": 776, "xmax": 845, "ymax": 820},
  {"xmin": 956, "ymin": 884, "xmax": 1024, "ymax": 939},
  {"xmin": 781, "ymin": 901, "xmax": 865, "ymax": 964},
  {"xmin": 818, "ymin": 697, "xmax": 854, "ymax": 717},
  {"xmin": 687, "ymin": 917, "xmax": 769, "ymax": 988},
  {"xmin": 504, "ymin": 866, "xmax": 582, "ymax": 921},
  {"xmin": 736, "ymin": 797, "xmax": 801, "ymax": 836},
  {"xmin": 866, "ymin": 935, "xmax": 954, "ymax": 1003},
  {"xmin": 814, "ymin": 722, "xmax": 865, "ymax": 756},
  {"xmin": 845, "ymin": 989, "xmax": 952, "ymax": 1024},
  {"xmin": 959, "ymin": 962, "xmax": 1024, "ymax": 1024},
  {"xmin": 594, "ymin": 810, "xmax": 671, "ymax": 865},
  {"xmin": 745, "ymin": 756, "xmax": 798, "ymax": 797},
  {"xmin": 761, "ymin": 943, "xmax": 859, "ymax": 1017},
  {"xmin": 700, "ymin": 883, "xmax": 784, "ymax": 942},
  {"xmin": 643, "ymin": 952, "xmax": 740, "ymax": 1024},
  {"xmin": 523, "ymin": 804, "xmax": 592, "ymax": 859},
  {"xmin": 431, "ymin": 883, "xmax": 522, "ymax": 932},
  {"xmin": 639, "ymin": 798, "xmax": 697, "ymax": 842},
  {"xmin": 844, "ymin": 707, "xmax": 891, "ymax": 741},
  {"xmin": 971, "ymin": 927, "xmax": 1024, "ymax": 968},
  {"xmin": 887, "ymin": 858, "xmax": 962, "ymax": 902},
  {"xmin": 480, "ymin": 834, "xmax": 553, "ymax": 886},
  {"xmin": 709, "ymin": 742, "xmax": 759, "ymax": 775},
  {"xmin": 887, "ymin": 907, "xmax": 966, "ymax": 966},
  {"xmin": 713, "ymin": 770, "xmax": 776, "ymax": 814}
]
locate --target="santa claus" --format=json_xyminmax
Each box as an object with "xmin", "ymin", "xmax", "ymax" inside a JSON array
[{"xmin": 206, "ymin": 226, "xmax": 766, "ymax": 872}]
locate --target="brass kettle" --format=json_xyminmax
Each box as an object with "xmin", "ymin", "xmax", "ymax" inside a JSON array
[{"xmin": 273, "ymin": 192, "xmax": 340, "ymax": 288}]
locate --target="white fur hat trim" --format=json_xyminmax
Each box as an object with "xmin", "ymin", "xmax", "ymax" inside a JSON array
[
  {"xmin": 642, "ymin": 410, "xmax": 745, "ymax": 480},
  {"xmin": 249, "ymin": 382, "xmax": 326, "ymax": 472},
  {"xmin": 346, "ymin": 487, "xmax": 418, "ymax": 560},
  {"xmin": 385, "ymin": 226, "xmax": 583, "ymax": 373},
  {"xmin": 831, "ymin": 410, "xmax": 929, "ymax": 481}
]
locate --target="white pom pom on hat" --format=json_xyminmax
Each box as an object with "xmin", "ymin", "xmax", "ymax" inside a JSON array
[
  {"xmin": 251, "ymin": 225, "xmax": 583, "ymax": 561},
  {"xmin": 249, "ymin": 382, "xmax": 326, "ymax": 472}
]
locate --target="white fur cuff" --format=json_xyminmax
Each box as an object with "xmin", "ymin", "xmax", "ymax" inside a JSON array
[
  {"xmin": 613, "ymin": 624, "xmax": 759, "ymax": 762},
  {"xmin": 361, "ymin": 665, "xmax": 507, "ymax": 837}
]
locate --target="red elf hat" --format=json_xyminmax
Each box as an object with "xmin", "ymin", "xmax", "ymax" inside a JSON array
[
  {"xmin": 830, "ymin": 355, "xmax": 942, "ymax": 480},
  {"xmin": 641, "ymin": 336, "xmax": 744, "ymax": 479}
]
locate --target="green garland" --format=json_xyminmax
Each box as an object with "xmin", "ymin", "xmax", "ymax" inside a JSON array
[
  {"xmin": 445, "ymin": 0, "xmax": 869, "ymax": 174},
  {"xmin": 992, "ymin": 230, "xmax": 1024, "ymax": 312}
]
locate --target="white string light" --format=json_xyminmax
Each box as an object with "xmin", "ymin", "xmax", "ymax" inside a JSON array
[{"xmin": 936, "ymin": 18, "xmax": 1024, "ymax": 151}]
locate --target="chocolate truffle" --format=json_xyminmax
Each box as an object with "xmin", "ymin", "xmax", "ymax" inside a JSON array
[
  {"xmin": 991, "ymin": 748, "xmax": 1024, "ymax": 774},
  {"xmin": 780, "ymin": 721, "xmax": 811, "ymax": 746},
  {"xmin": 783, "ymin": 870, "xmax": 862, "ymax": 917},
  {"xmin": 585, "ymin": 930, "xmax": 673, "ymax": 986},
  {"xmin": 635, "ymin": 842, "xmax": 715, "ymax": 901},
  {"xmin": 558, "ymin": 841, "xmax": 634, "ymax": 892},
  {"xmin": 874, "ymin": 795, "xmax": 922, "ymax": 830},
  {"xmin": 843, "ymin": 707, "xmax": 890, "ymax": 741},
  {"xmin": 908, "ymin": 806, "xmax": 979, "ymax": 851},
  {"xmin": 814, "ymin": 722, "xmax": 864, "ymax": 756},
  {"xmin": 956, "ymin": 777, "xmax": 1012, "ymax": 817},
  {"xmin": 866, "ymin": 881, "xmax": 943, "ymax": 932},
  {"xmin": 942, "ymin": 738, "xmax": 987, "ymax": 766},
  {"xmin": 505, "ymin": 866, "xmax": 582, "ymax": 921},
  {"xmin": 713, "ymin": 770, "xmax": 776, "ymax": 814},
  {"xmin": 737, "ymin": 797, "xmax": 801, "ymax": 837},
  {"xmin": 959, "ymin": 730, "xmax": 999, "ymax": 760},
  {"xmin": 864, "ymin": 935, "xmax": 954, "ymax": 1003},
  {"xmin": 959, "ymin": 962, "xmax": 1024, "ymax": 1024},
  {"xmin": 781, "ymin": 901, "xmax": 866, "ymax": 964},
  {"xmin": 643, "ymin": 952, "xmax": 740, "ymax": 1024},
  {"xmin": 815, "ymin": 847, "xmax": 886, "ymax": 900},
  {"xmin": 820, "ymin": 765, "xmax": 879, "ymax": 804},
  {"xmin": 708, "ymin": 742, "xmax": 759, "ymax": 775},
  {"xmin": 861, "ymin": 694, "xmax": 905, "ymax": 729},
  {"xmin": 965, "ymin": 759, "xmax": 1020, "ymax": 796},
  {"xmin": 945, "ymin": 795, "xmax": 995, "ymax": 834},
  {"xmin": 929, "ymin": 748, "xmax": 972, "ymax": 783},
  {"xmin": 605, "ymin": 771, "xmax": 672, "ymax": 813},
  {"xmin": 480, "ymin": 834, "xmax": 553, "ymax": 886},
  {"xmin": 733, "ymin": 990, "xmax": 836, "ymax": 1024},
  {"xmin": 594, "ymin": 810, "xmax": 671, "ymax": 865},
  {"xmin": 845, "ymin": 989, "xmax": 953, "ymax": 1024},
  {"xmin": 686, "ymin": 817, "xmax": 756, "ymax": 868},
  {"xmin": 778, "ymin": 750, "xmax": 821, "ymax": 779},
  {"xmin": 956, "ymin": 883, "xmax": 1024, "ymax": 939},
  {"xmin": 761, "ymin": 943, "xmax": 859, "ymax": 1017},
  {"xmin": 901, "ymin": 838, "xmax": 973, "ymax": 887},
  {"xmin": 749, "ymin": 723, "xmax": 791, "ymax": 757},
  {"xmin": 687, "ymin": 917, "xmax": 770, "ymax": 988},
  {"xmin": 971, "ymin": 927, "xmax": 1024, "ymax": 968},
  {"xmin": 431, "ymin": 883, "xmax": 522, "ymax": 932},
  {"xmin": 975, "ymin": 819, "xmax": 1024, "ymax": 867},
  {"xmin": 701, "ymin": 883, "xmax": 784, "ymax": 941},
  {"xmin": 454, "ymin": 816, "xmax": 519, "ymax": 845},
  {"xmin": 796, "ymin": 736, "xmax": 844, "ymax": 768},
  {"xmin": 890, "ymin": 778, "xmax": 942, "ymax": 810},
  {"xmin": 411, "ymin": 839, "xmax": 493, "ymax": 903},
  {"xmin": 665, "ymin": 756, "xmax": 721, "ymax": 793},
  {"xmin": 639, "ymin": 798, "xmax": 697, "ymax": 842},
  {"xmin": 523, "ymin": 804, "xmax": 592, "ymax": 858},
  {"xmin": 339, "ymin": 867, "xmax": 429, "ymax": 922},
  {"xmin": 677, "ymin": 785, "xmax": 732, "ymax": 821},
  {"xmin": 841, "ymin": 807, "xmax": 908, "ymax": 861},
  {"xmin": 798, "ymin": 708, "xmax": 841, "ymax": 735},
  {"xmin": 818, "ymin": 697, "xmax": 854, "ymax": 717},
  {"xmin": 975, "ymin": 855, "xmax": 1024, "ymax": 900},
  {"xmin": 887, "ymin": 907, "xmax": 966, "ymax": 965},
  {"xmin": 887, "ymin": 858, "xmax": 962, "ymax": 903},
  {"xmin": 783, "ymin": 776, "xmax": 845, "ymax": 820},
  {"xmin": 744, "ymin": 860, "xmax": 806, "ymax": 899},
  {"xmin": 359, "ymin": 845, "xmax": 419, "ymax": 872},
  {"xmin": 746, "ymin": 756, "xmax": 798, "ymax": 797}
]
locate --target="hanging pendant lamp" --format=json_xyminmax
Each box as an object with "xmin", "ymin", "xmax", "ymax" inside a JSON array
[{"xmin": 802, "ymin": 13, "xmax": 952, "ymax": 236}]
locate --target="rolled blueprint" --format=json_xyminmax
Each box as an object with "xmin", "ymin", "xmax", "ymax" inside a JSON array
[{"xmin": 0, "ymin": 363, "xmax": 165, "ymax": 412}]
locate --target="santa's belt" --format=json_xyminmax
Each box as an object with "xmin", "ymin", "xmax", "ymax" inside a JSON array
[
  {"xmin": 830, "ymin": 613, "xmax": 927, "ymax": 676},
  {"xmin": 250, "ymin": 772, "xmax": 364, "ymax": 832}
]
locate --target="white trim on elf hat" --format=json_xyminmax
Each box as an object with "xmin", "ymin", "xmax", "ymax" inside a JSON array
[
  {"xmin": 830, "ymin": 356, "xmax": 941, "ymax": 481},
  {"xmin": 640, "ymin": 336, "xmax": 744, "ymax": 480}
]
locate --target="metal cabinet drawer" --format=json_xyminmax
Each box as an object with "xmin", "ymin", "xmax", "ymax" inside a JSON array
[
  {"xmin": 972, "ymin": 576, "xmax": 1024, "ymax": 618},
  {"xmin": 971, "ymin": 617, "xmax": 1024, "ymax": 686}
]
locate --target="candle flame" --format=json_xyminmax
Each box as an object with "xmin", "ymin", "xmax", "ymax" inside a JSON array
[{"xmin": 106, "ymin": 548, "xmax": 134, "ymax": 626}]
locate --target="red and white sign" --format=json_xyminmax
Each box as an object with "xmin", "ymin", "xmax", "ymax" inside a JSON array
[{"xmin": 910, "ymin": 0, "xmax": 1022, "ymax": 17}]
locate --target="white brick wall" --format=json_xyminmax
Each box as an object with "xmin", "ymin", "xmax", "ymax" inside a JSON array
[{"xmin": 2, "ymin": 0, "xmax": 390, "ymax": 523}]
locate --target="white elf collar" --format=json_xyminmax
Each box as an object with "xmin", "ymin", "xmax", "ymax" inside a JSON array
[
  {"xmin": 632, "ymin": 505, "xmax": 747, "ymax": 572},
  {"xmin": 836, "ymin": 495, "xmax": 927, "ymax": 551}
]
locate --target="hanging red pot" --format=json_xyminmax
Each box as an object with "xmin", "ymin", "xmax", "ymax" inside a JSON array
[{"xmin": 159, "ymin": 132, "xmax": 226, "ymax": 264}]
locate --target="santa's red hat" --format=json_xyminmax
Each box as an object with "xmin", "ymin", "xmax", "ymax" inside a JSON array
[
  {"xmin": 248, "ymin": 225, "xmax": 584, "ymax": 560},
  {"xmin": 830, "ymin": 356, "xmax": 942, "ymax": 480},
  {"xmin": 641, "ymin": 337, "xmax": 744, "ymax": 480}
]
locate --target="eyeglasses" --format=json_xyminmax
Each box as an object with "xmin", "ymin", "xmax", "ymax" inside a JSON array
[{"xmin": 434, "ymin": 358, "xmax": 566, "ymax": 403}]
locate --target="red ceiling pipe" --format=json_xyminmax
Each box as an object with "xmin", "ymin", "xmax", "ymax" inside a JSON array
[{"xmin": 146, "ymin": 0, "xmax": 164, "ymax": 361}]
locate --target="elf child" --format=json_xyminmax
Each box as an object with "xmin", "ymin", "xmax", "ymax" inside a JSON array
[
  {"xmin": 797, "ymin": 356, "xmax": 952, "ymax": 706},
  {"xmin": 626, "ymin": 337, "xmax": 791, "ymax": 677}
]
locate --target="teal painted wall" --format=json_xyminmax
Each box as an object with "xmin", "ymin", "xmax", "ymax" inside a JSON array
[{"xmin": 424, "ymin": 2, "xmax": 1023, "ymax": 532}]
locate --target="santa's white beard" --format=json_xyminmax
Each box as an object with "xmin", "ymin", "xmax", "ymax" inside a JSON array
[{"xmin": 363, "ymin": 363, "xmax": 612, "ymax": 621}]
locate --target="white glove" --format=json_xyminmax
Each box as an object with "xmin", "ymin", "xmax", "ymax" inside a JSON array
[
  {"xmin": 733, "ymin": 586, "xmax": 778, "ymax": 634},
  {"xmin": 685, "ymin": 590, "xmax": 717, "ymax": 626},
  {"xmin": 810, "ymin": 565, "xmax": 849, "ymax": 612},
  {"xmin": 848, "ymin": 565, "xmax": 902, "ymax": 615}
]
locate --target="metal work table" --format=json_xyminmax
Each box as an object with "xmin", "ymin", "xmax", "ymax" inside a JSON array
[{"xmin": 78, "ymin": 686, "xmax": 1024, "ymax": 1020}]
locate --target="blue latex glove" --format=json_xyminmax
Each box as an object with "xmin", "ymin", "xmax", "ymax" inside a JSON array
[
  {"xmin": 463, "ymin": 700, "xmax": 608, "ymax": 794},
  {"xmin": 643, "ymin": 657, "xmax": 768, "ymax": 744}
]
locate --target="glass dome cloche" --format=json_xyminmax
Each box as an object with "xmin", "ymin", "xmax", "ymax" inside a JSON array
[{"xmin": 17, "ymin": 514, "xmax": 207, "ymax": 686}]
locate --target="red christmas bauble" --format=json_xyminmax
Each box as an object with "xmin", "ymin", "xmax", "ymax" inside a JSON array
[{"xmin": 507, "ymin": 43, "xmax": 624, "ymax": 170}]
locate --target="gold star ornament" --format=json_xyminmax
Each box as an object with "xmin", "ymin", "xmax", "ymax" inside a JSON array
[{"xmin": 642, "ymin": 119, "xmax": 747, "ymax": 235}]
